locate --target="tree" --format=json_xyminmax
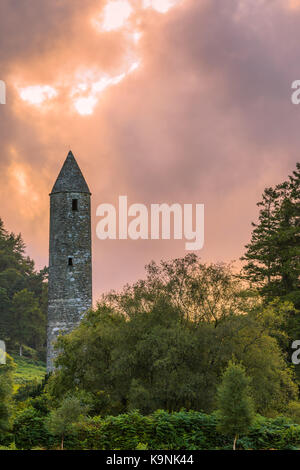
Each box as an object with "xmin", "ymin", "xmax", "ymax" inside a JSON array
[
  {"xmin": 46, "ymin": 395, "xmax": 89, "ymax": 450},
  {"xmin": 0, "ymin": 287, "xmax": 10, "ymax": 342},
  {"xmin": 241, "ymin": 163, "xmax": 300, "ymax": 308},
  {"xmin": 10, "ymin": 289, "xmax": 45, "ymax": 355},
  {"xmin": 48, "ymin": 258, "xmax": 296, "ymax": 417},
  {"xmin": 0, "ymin": 353, "xmax": 15, "ymax": 435},
  {"xmin": 13, "ymin": 407, "xmax": 51, "ymax": 450},
  {"xmin": 106, "ymin": 254, "xmax": 256, "ymax": 326},
  {"xmin": 286, "ymin": 401, "xmax": 300, "ymax": 424},
  {"xmin": 217, "ymin": 361, "xmax": 255, "ymax": 450},
  {"xmin": 0, "ymin": 218, "xmax": 47, "ymax": 357}
]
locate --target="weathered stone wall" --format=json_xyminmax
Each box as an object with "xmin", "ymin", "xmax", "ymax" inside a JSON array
[{"xmin": 47, "ymin": 190, "xmax": 92, "ymax": 371}]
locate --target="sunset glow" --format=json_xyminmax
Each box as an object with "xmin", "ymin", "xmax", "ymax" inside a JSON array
[
  {"xmin": 74, "ymin": 95, "xmax": 98, "ymax": 116},
  {"xmin": 19, "ymin": 85, "xmax": 57, "ymax": 105},
  {"xmin": 289, "ymin": 0, "xmax": 300, "ymax": 9},
  {"xmin": 132, "ymin": 31, "xmax": 142, "ymax": 43},
  {"xmin": 16, "ymin": 0, "xmax": 184, "ymax": 116},
  {"xmin": 72, "ymin": 61, "xmax": 140, "ymax": 115},
  {"xmin": 143, "ymin": 0, "xmax": 182, "ymax": 14},
  {"xmin": 17, "ymin": 60, "xmax": 141, "ymax": 116},
  {"xmin": 2, "ymin": 0, "xmax": 298, "ymax": 299},
  {"xmin": 12, "ymin": 165, "xmax": 28, "ymax": 195},
  {"xmin": 7, "ymin": 160, "xmax": 42, "ymax": 222},
  {"xmin": 94, "ymin": 0, "xmax": 133, "ymax": 32}
]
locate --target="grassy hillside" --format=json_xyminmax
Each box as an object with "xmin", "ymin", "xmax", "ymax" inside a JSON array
[{"xmin": 12, "ymin": 355, "xmax": 46, "ymax": 386}]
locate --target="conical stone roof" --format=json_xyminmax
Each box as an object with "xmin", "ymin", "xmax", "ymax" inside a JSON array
[{"xmin": 50, "ymin": 151, "xmax": 91, "ymax": 195}]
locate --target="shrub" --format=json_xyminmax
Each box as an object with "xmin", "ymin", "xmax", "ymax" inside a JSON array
[
  {"xmin": 13, "ymin": 407, "xmax": 53, "ymax": 450},
  {"xmin": 12, "ymin": 409, "xmax": 300, "ymax": 450}
]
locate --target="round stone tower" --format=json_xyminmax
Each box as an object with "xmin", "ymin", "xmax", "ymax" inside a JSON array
[{"xmin": 47, "ymin": 151, "xmax": 92, "ymax": 372}]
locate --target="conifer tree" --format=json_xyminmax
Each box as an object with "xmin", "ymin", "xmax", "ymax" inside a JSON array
[{"xmin": 241, "ymin": 163, "xmax": 300, "ymax": 308}]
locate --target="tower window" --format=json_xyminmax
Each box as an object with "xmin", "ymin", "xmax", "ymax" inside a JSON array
[
  {"xmin": 72, "ymin": 199, "xmax": 78, "ymax": 211},
  {"xmin": 68, "ymin": 257, "xmax": 73, "ymax": 266}
]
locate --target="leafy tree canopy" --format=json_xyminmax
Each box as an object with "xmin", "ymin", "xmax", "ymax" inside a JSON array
[{"xmin": 48, "ymin": 257, "xmax": 296, "ymax": 417}]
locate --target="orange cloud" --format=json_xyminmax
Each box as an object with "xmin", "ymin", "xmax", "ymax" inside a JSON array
[
  {"xmin": 143, "ymin": 0, "xmax": 183, "ymax": 14},
  {"xmin": 289, "ymin": 0, "xmax": 300, "ymax": 9},
  {"xmin": 93, "ymin": 0, "xmax": 133, "ymax": 31},
  {"xmin": 19, "ymin": 85, "xmax": 58, "ymax": 106}
]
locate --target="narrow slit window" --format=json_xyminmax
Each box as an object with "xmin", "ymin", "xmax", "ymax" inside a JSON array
[
  {"xmin": 68, "ymin": 257, "xmax": 73, "ymax": 266},
  {"xmin": 72, "ymin": 199, "xmax": 78, "ymax": 211}
]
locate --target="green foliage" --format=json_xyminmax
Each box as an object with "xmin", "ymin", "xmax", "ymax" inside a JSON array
[
  {"xmin": 14, "ymin": 380, "xmax": 45, "ymax": 402},
  {"xmin": 0, "ymin": 442, "xmax": 17, "ymax": 450},
  {"xmin": 64, "ymin": 410, "xmax": 226, "ymax": 450},
  {"xmin": 242, "ymin": 163, "xmax": 300, "ymax": 308},
  {"xmin": 4, "ymin": 164, "xmax": 300, "ymax": 450},
  {"xmin": 106, "ymin": 254, "xmax": 257, "ymax": 326},
  {"xmin": 46, "ymin": 395, "xmax": 89, "ymax": 449},
  {"xmin": 217, "ymin": 361, "xmax": 255, "ymax": 448},
  {"xmin": 286, "ymin": 401, "xmax": 300, "ymax": 425},
  {"xmin": 12, "ymin": 355, "xmax": 46, "ymax": 386},
  {"xmin": 241, "ymin": 164, "xmax": 300, "ymax": 385},
  {"xmin": 11, "ymin": 289, "xmax": 45, "ymax": 354},
  {"xmin": 0, "ymin": 353, "xmax": 15, "ymax": 442},
  {"xmin": 13, "ymin": 406, "xmax": 53, "ymax": 450},
  {"xmin": 48, "ymin": 258, "xmax": 296, "ymax": 417},
  {"xmin": 0, "ymin": 218, "xmax": 47, "ymax": 358},
  {"xmin": 38, "ymin": 410, "xmax": 300, "ymax": 450},
  {"xmin": 136, "ymin": 442, "xmax": 148, "ymax": 449}
]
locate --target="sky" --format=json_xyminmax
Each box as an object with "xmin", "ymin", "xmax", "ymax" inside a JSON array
[{"xmin": 0, "ymin": 0, "xmax": 299, "ymax": 301}]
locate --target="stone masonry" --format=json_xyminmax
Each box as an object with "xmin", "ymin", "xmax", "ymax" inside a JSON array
[{"xmin": 47, "ymin": 151, "xmax": 92, "ymax": 372}]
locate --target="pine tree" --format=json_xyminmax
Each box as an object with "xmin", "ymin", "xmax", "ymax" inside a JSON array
[
  {"xmin": 217, "ymin": 360, "xmax": 255, "ymax": 450},
  {"xmin": 241, "ymin": 163, "xmax": 300, "ymax": 307}
]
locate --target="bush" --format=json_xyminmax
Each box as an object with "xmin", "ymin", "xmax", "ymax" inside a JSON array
[
  {"xmin": 13, "ymin": 407, "xmax": 54, "ymax": 450},
  {"xmin": 286, "ymin": 401, "xmax": 300, "ymax": 424},
  {"xmin": 0, "ymin": 442, "xmax": 17, "ymax": 450},
  {"xmin": 70, "ymin": 410, "xmax": 233, "ymax": 450},
  {"xmin": 12, "ymin": 409, "xmax": 300, "ymax": 450},
  {"xmin": 68, "ymin": 410, "xmax": 300, "ymax": 450}
]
